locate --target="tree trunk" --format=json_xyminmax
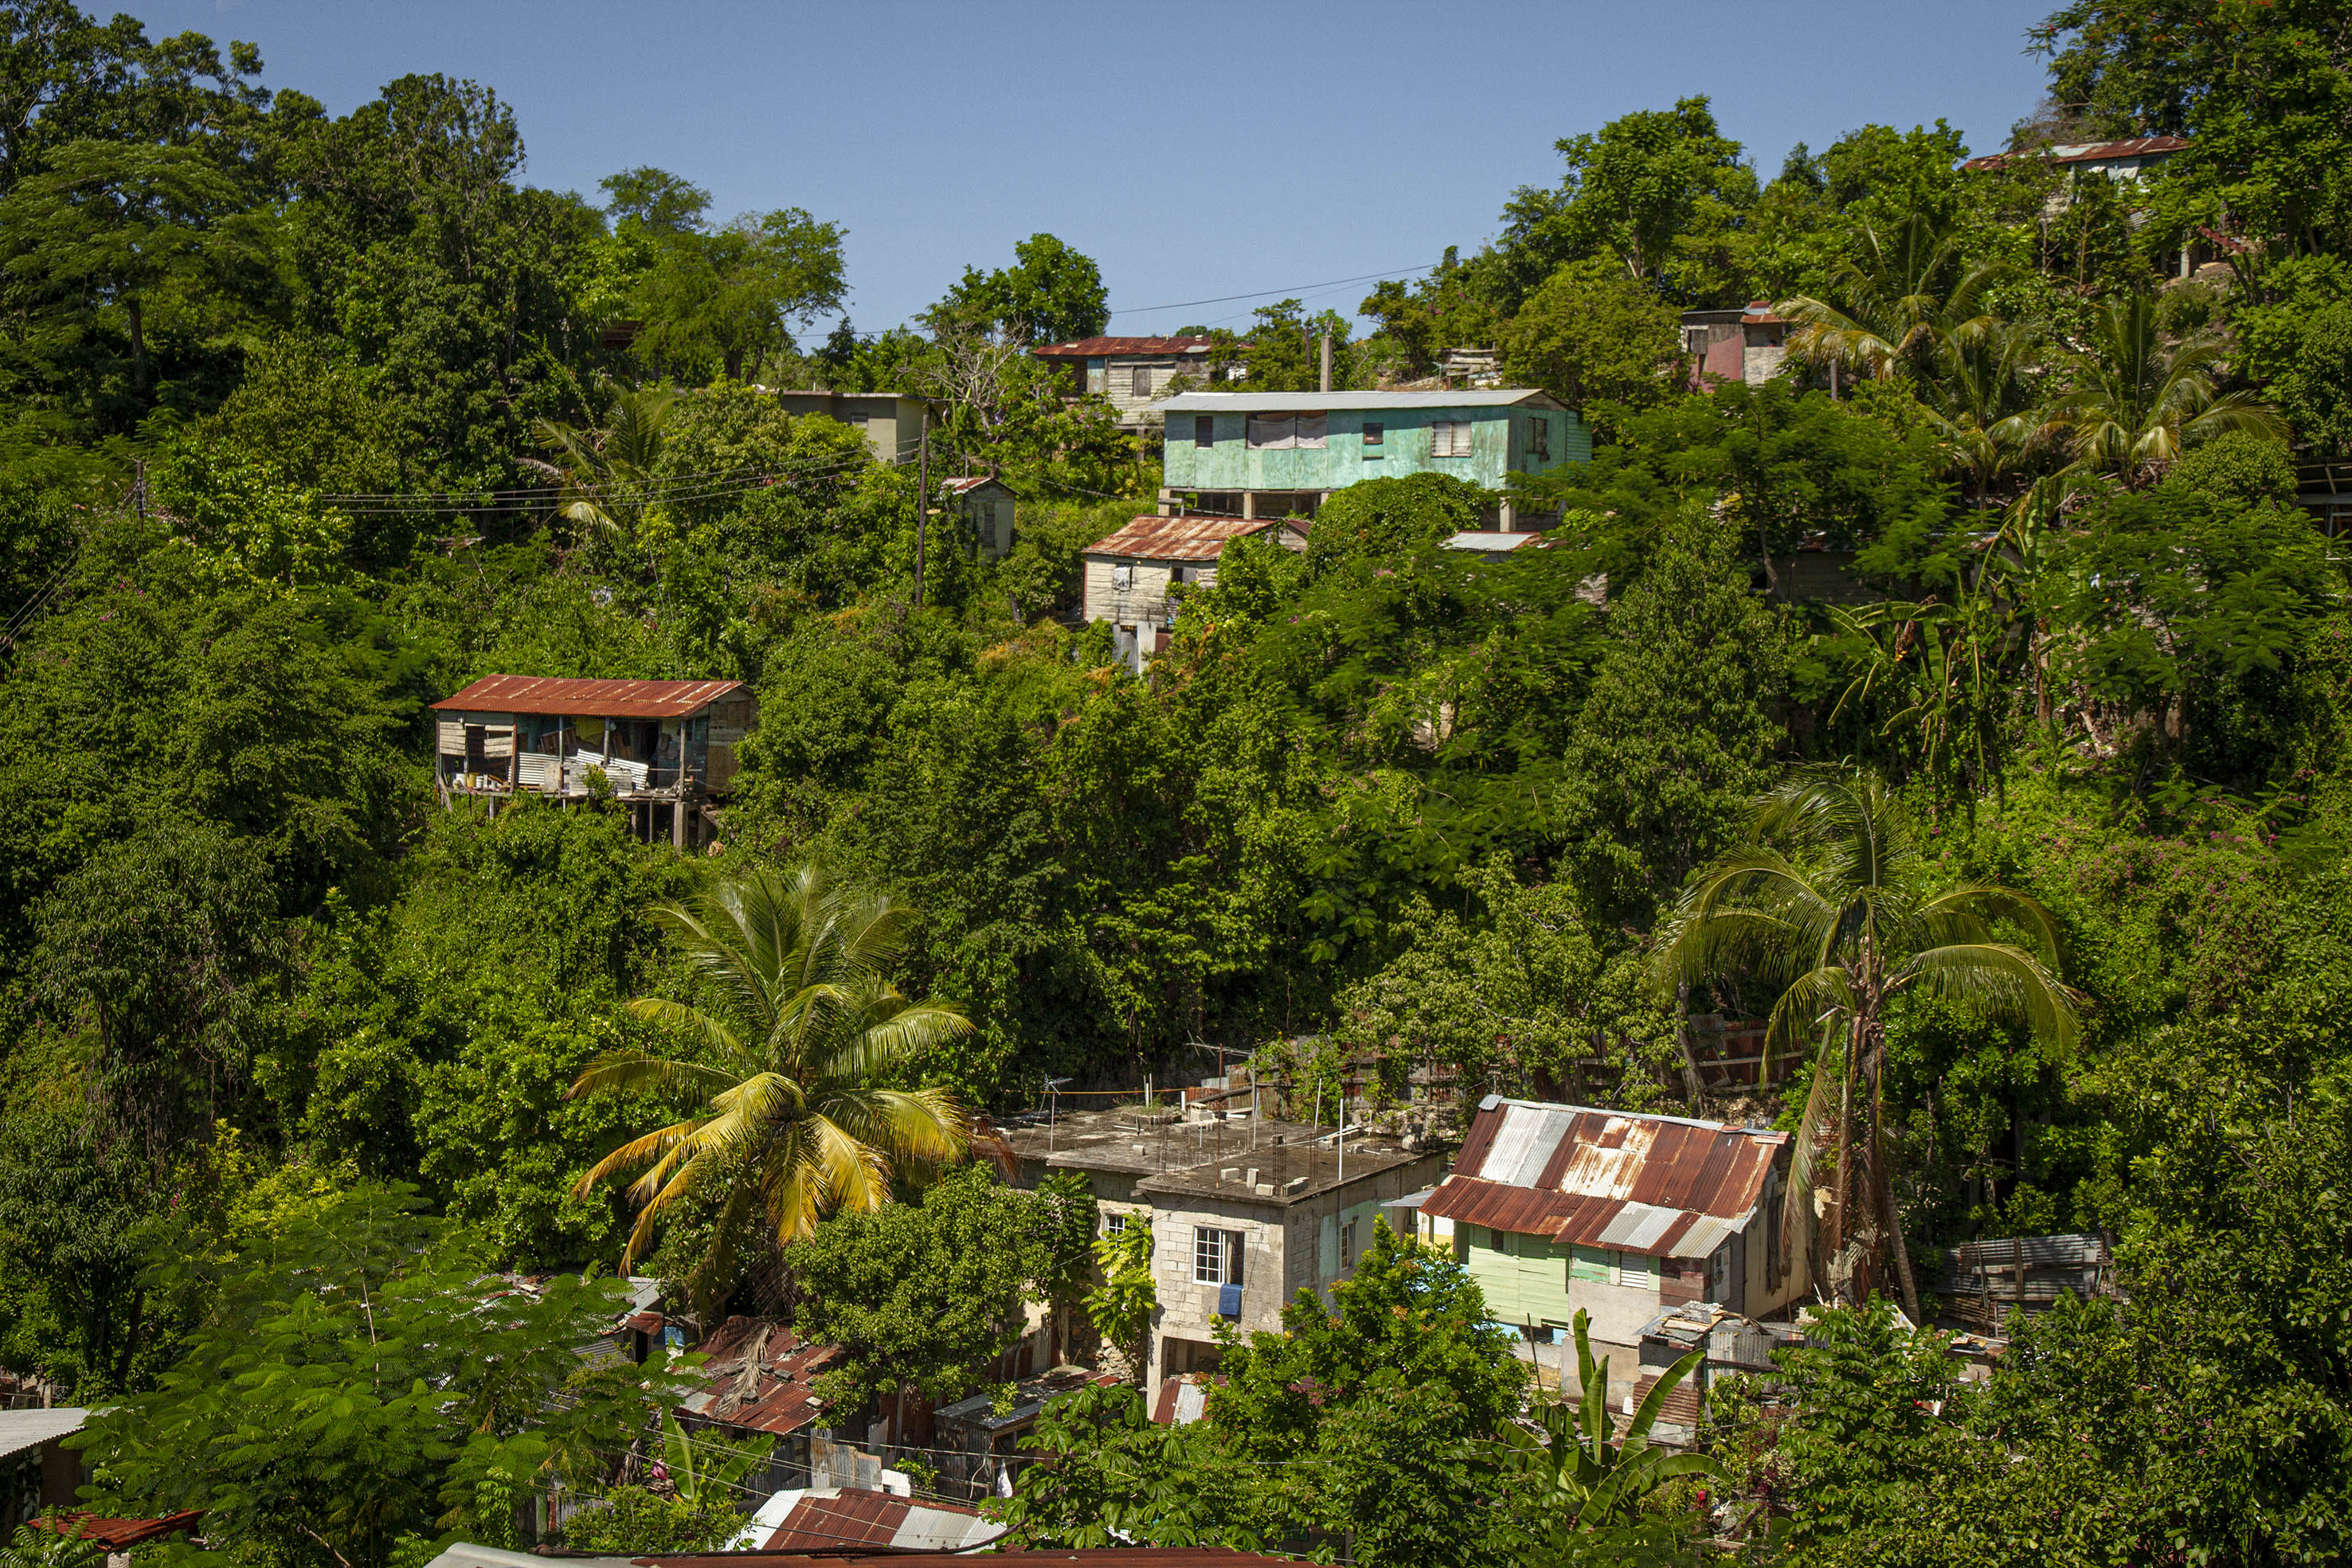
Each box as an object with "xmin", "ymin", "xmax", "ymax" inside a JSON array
[
  {"xmin": 1869, "ymin": 1066, "xmax": 1923, "ymax": 1323},
  {"xmin": 127, "ymin": 295, "xmax": 147, "ymax": 397}
]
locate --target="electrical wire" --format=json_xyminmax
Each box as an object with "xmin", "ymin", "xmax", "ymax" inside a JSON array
[{"xmin": 1108, "ymin": 263, "xmax": 1442, "ymax": 319}]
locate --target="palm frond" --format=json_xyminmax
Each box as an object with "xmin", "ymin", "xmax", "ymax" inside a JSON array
[
  {"xmin": 1917, "ymin": 882, "xmax": 2065, "ymax": 963},
  {"xmin": 1894, "ymin": 941, "xmax": 2081, "ymax": 1052},
  {"xmin": 577, "ymin": 1035, "xmax": 746, "ymax": 1098}
]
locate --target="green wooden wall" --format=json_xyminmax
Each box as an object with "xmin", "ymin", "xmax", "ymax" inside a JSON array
[
  {"xmin": 1162, "ymin": 405, "xmax": 1591, "ymax": 495},
  {"xmin": 1454, "ymin": 1222, "xmax": 1576, "ymax": 1326}
]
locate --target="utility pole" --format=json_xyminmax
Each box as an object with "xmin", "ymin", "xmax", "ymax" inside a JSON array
[
  {"xmin": 914, "ymin": 423, "xmax": 929, "ymax": 608},
  {"xmin": 1318, "ymin": 332, "xmax": 1333, "ymax": 394}
]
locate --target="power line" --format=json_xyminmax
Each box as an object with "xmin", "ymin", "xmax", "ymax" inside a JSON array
[{"xmin": 1108, "ymin": 263, "xmax": 1442, "ymax": 319}]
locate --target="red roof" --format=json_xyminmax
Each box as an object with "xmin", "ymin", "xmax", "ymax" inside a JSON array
[
  {"xmin": 31, "ymin": 1513, "xmax": 203, "ymax": 1550},
  {"xmin": 1082, "ymin": 514, "xmax": 1301, "ymax": 562},
  {"xmin": 432, "ymin": 675, "xmax": 744, "ymax": 719},
  {"xmin": 1033, "ymin": 335, "xmax": 1224, "ymax": 358},
  {"xmin": 675, "ymin": 1318, "xmax": 844, "ymax": 1437},
  {"xmin": 1963, "ymin": 135, "xmax": 2189, "ymax": 171},
  {"xmin": 762, "ymin": 1490, "xmax": 913, "ymax": 1551}
]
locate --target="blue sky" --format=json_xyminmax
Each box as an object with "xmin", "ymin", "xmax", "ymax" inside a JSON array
[{"xmin": 127, "ymin": 1, "xmax": 2059, "ymax": 336}]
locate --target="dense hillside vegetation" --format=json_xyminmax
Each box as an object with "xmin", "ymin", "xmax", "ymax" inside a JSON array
[{"xmin": 6, "ymin": 0, "xmax": 2352, "ymax": 1562}]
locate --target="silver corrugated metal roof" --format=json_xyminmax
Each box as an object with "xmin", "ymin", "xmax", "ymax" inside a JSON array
[
  {"xmin": 1597, "ymin": 1202, "xmax": 1685, "ymax": 1251},
  {"xmin": 1158, "ymin": 389, "xmax": 1564, "ymax": 412},
  {"xmin": 0, "ymin": 1407, "xmax": 88, "ymax": 1461},
  {"xmin": 1666, "ymin": 1214, "xmax": 1740, "ymax": 1260}
]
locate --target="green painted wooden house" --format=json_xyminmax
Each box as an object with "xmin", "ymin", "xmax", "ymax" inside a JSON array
[
  {"xmin": 1156, "ymin": 389, "xmax": 1589, "ymax": 528},
  {"xmin": 1415, "ymin": 1097, "xmax": 1805, "ymax": 1371}
]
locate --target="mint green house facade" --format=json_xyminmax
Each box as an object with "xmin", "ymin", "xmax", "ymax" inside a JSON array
[
  {"xmin": 1157, "ymin": 389, "xmax": 1589, "ymax": 529},
  {"xmin": 1416, "ymin": 1097, "xmax": 1803, "ymax": 1375}
]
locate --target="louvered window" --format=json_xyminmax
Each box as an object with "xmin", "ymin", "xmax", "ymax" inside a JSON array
[
  {"xmin": 1430, "ymin": 420, "xmax": 1473, "ymax": 458},
  {"xmin": 1195, "ymin": 415, "xmax": 1215, "ymax": 448}
]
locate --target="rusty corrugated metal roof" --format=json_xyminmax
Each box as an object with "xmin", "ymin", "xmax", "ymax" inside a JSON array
[
  {"xmin": 1428, "ymin": 1097, "xmax": 1787, "ymax": 1257},
  {"xmin": 1032, "ymin": 335, "xmax": 1222, "ymax": 357},
  {"xmin": 1082, "ymin": 514, "xmax": 1296, "ymax": 562},
  {"xmin": 433, "ymin": 675, "xmax": 745, "ymax": 718},
  {"xmin": 1962, "ymin": 134, "xmax": 2189, "ymax": 171},
  {"xmin": 675, "ymin": 1317, "xmax": 842, "ymax": 1437},
  {"xmin": 762, "ymin": 1491, "xmax": 911, "ymax": 1551}
]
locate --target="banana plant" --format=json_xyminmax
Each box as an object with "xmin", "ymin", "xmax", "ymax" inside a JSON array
[
  {"xmin": 1513, "ymin": 1309, "xmax": 1726, "ymax": 1530},
  {"xmin": 658, "ymin": 1411, "xmax": 775, "ymax": 1507}
]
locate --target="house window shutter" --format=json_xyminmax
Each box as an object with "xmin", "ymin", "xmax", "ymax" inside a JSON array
[
  {"xmin": 1247, "ymin": 415, "xmax": 1298, "ymax": 450},
  {"xmin": 1195, "ymin": 415, "xmax": 1215, "ymax": 448},
  {"xmin": 1294, "ymin": 413, "xmax": 1327, "ymax": 448},
  {"xmin": 1131, "ymin": 366, "xmax": 1153, "ymax": 397}
]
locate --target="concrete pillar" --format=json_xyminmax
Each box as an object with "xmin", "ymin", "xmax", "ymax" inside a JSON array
[
  {"xmin": 1242, "ymin": 491, "xmax": 1256, "ymax": 519},
  {"xmin": 1500, "ymin": 502, "xmax": 1518, "ymax": 533}
]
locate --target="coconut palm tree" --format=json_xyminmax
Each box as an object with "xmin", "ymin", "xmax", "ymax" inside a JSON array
[
  {"xmin": 569, "ymin": 862, "xmax": 973, "ymax": 1295},
  {"xmin": 1777, "ymin": 213, "xmax": 2006, "ymax": 385},
  {"xmin": 2044, "ymin": 291, "xmax": 2285, "ymax": 485},
  {"xmin": 523, "ymin": 386, "xmax": 679, "ymax": 542},
  {"xmin": 1652, "ymin": 771, "xmax": 2079, "ymax": 1319},
  {"xmin": 1915, "ymin": 317, "xmax": 2049, "ymax": 502}
]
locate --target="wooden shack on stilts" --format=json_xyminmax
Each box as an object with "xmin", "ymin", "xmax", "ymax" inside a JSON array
[{"xmin": 429, "ymin": 675, "xmax": 755, "ymax": 849}]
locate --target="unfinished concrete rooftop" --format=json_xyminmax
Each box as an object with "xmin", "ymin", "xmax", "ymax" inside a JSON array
[{"xmin": 1004, "ymin": 1109, "xmax": 1419, "ymax": 1206}]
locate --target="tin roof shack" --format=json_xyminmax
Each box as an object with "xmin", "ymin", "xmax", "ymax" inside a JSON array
[
  {"xmin": 29, "ymin": 1511, "xmax": 205, "ymax": 1568},
  {"xmin": 1032, "ymin": 335, "xmax": 1241, "ymax": 432},
  {"xmin": 0, "ymin": 1408, "xmax": 88, "ymax": 1532},
  {"xmin": 673, "ymin": 1318, "xmax": 850, "ymax": 1496},
  {"xmin": 1933, "ymin": 1233, "xmax": 2111, "ymax": 1335},
  {"xmin": 1420, "ymin": 1097, "xmax": 1804, "ymax": 1379},
  {"xmin": 771, "ymin": 391, "xmax": 934, "ymax": 465},
  {"xmin": 1157, "ymin": 389, "xmax": 1588, "ymax": 530},
  {"xmin": 1004, "ymin": 1109, "xmax": 1446, "ymax": 1390},
  {"xmin": 1625, "ymin": 1303, "xmax": 1802, "ymax": 1446},
  {"xmin": 930, "ymin": 1367, "xmax": 1121, "ymax": 1500},
  {"xmin": 1079, "ymin": 515, "xmax": 1307, "ymax": 675},
  {"xmin": 1681, "ymin": 303, "xmax": 1790, "ymax": 389},
  {"xmin": 939, "ymin": 475, "xmax": 1016, "ymax": 561},
  {"xmin": 431, "ymin": 676, "xmax": 754, "ymax": 849}
]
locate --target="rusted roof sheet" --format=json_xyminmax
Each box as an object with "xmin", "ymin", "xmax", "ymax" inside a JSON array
[
  {"xmin": 1033, "ymin": 335, "xmax": 1223, "ymax": 357},
  {"xmin": 762, "ymin": 1491, "xmax": 910, "ymax": 1551},
  {"xmin": 1082, "ymin": 514, "xmax": 1297, "ymax": 562},
  {"xmin": 30, "ymin": 1513, "xmax": 203, "ymax": 1550},
  {"xmin": 675, "ymin": 1317, "xmax": 843, "ymax": 1437},
  {"xmin": 939, "ymin": 475, "xmax": 1006, "ymax": 494},
  {"xmin": 1962, "ymin": 135, "xmax": 2189, "ymax": 171},
  {"xmin": 432, "ymin": 675, "xmax": 745, "ymax": 718},
  {"xmin": 1430, "ymin": 1097, "xmax": 1786, "ymax": 1256}
]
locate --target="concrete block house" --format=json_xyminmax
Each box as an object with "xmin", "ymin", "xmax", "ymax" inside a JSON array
[{"xmin": 1004, "ymin": 1110, "xmax": 1444, "ymax": 1390}]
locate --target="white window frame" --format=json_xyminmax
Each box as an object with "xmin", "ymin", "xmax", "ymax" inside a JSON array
[
  {"xmin": 1102, "ymin": 1212, "xmax": 1129, "ymax": 1236},
  {"xmin": 1194, "ymin": 1226, "xmax": 1243, "ymax": 1285},
  {"xmin": 1340, "ymin": 1218, "xmax": 1358, "ymax": 1269},
  {"xmin": 1430, "ymin": 420, "xmax": 1472, "ymax": 458}
]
